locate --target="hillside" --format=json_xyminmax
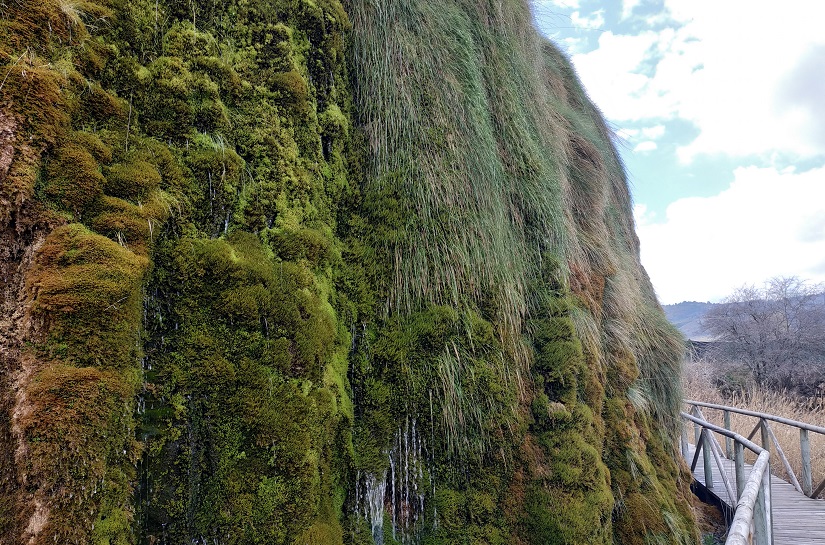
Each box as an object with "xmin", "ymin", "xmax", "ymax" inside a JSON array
[
  {"xmin": 0, "ymin": 0, "xmax": 696, "ymax": 544},
  {"xmin": 663, "ymin": 301, "xmax": 716, "ymax": 341}
]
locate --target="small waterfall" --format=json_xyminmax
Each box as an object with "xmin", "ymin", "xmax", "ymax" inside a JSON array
[
  {"xmin": 355, "ymin": 469, "xmax": 388, "ymax": 545},
  {"xmin": 366, "ymin": 471, "xmax": 388, "ymax": 544},
  {"xmin": 355, "ymin": 418, "xmax": 427, "ymax": 544}
]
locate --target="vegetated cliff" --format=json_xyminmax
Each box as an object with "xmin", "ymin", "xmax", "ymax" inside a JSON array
[{"xmin": 0, "ymin": 0, "xmax": 697, "ymax": 543}]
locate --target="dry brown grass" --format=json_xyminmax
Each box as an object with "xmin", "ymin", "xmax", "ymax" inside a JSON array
[{"xmin": 683, "ymin": 361, "xmax": 825, "ymax": 495}]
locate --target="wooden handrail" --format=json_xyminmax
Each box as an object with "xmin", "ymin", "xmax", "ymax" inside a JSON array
[
  {"xmin": 685, "ymin": 399, "xmax": 825, "ymax": 499},
  {"xmin": 681, "ymin": 411, "xmax": 764, "ymax": 453},
  {"xmin": 729, "ymin": 450, "xmax": 772, "ymax": 545},
  {"xmin": 681, "ymin": 411, "xmax": 773, "ymax": 545},
  {"xmin": 685, "ymin": 399, "xmax": 825, "ymax": 435}
]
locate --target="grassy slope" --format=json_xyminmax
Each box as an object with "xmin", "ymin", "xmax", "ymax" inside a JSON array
[
  {"xmin": 0, "ymin": 0, "xmax": 696, "ymax": 543},
  {"xmin": 349, "ymin": 1, "xmax": 695, "ymax": 543}
]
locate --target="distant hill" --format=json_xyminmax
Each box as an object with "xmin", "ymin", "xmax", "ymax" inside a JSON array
[{"xmin": 663, "ymin": 301, "xmax": 717, "ymax": 341}]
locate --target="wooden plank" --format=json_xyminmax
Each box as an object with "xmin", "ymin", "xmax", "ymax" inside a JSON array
[{"xmin": 685, "ymin": 442, "xmax": 825, "ymax": 544}]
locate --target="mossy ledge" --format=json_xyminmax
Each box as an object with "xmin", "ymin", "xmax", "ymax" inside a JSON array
[{"xmin": 0, "ymin": 0, "xmax": 696, "ymax": 544}]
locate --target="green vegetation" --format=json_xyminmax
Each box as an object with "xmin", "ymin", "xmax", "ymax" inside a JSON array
[
  {"xmin": 349, "ymin": 1, "xmax": 695, "ymax": 543},
  {"xmin": 0, "ymin": 0, "xmax": 696, "ymax": 544}
]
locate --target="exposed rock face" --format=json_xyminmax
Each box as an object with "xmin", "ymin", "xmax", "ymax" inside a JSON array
[
  {"xmin": 0, "ymin": 1, "xmax": 696, "ymax": 544},
  {"xmin": 0, "ymin": 106, "xmax": 57, "ymax": 544}
]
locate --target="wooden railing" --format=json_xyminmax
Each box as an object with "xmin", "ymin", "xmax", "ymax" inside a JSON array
[
  {"xmin": 680, "ymin": 408, "xmax": 773, "ymax": 545},
  {"xmin": 686, "ymin": 399, "xmax": 825, "ymax": 499}
]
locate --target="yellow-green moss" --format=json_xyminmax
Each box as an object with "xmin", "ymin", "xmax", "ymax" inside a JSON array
[
  {"xmin": 42, "ymin": 138, "xmax": 106, "ymax": 214},
  {"xmin": 20, "ymin": 364, "xmax": 138, "ymax": 545},
  {"xmin": 104, "ymin": 160, "xmax": 162, "ymax": 201},
  {"xmin": 27, "ymin": 223, "xmax": 148, "ymax": 368}
]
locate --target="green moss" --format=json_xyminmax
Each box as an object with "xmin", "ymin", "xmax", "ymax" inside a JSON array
[
  {"xmin": 20, "ymin": 364, "xmax": 137, "ymax": 545},
  {"xmin": 295, "ymin": 521, "xmax": 344, "ymax": 545},
  {"xmin": 105, "ymin": 160, "xmax": 162, "ymax": 201},
  {"xmin": 90, "ymin": 192, "xmax": 170, "ymax": 255},
  {"xmin": 184, "ymin": 132, "xmax": 245, "ymax": 234},
  {"xmin": 525, "ymin": 484, "xmax": 612, "ymax": 545},
  {"xmin": 71, "ymin": 130, "xmax": 114, "ymax": 163},
  {"xmin": 2, "ymin": 0, "xmax": 695, "ymax": 543},
  {"xmin": 27, "ymin": 223, "xmax": 149, "ymax": 369},
  {"xmin": 272, "ymin": 70, "xmax": 310, "ymax": 111},
  {"xmin": 138, "ymin": 56, "xmax": 196, "ymax": 140},
  {"xmin": 270, "ymin": 227, "xmax": 334, "ymax": 265},
  {"xmin": 138, "ymin": 231, "xmax": 346, "ymax": 542},
  {"xmin": 42, "ymin": 138, "xmax": 106, "ymax": 214},
  {"xmin": 80, "ymin": 82, "xmax": 127, "ymax": 121},
  {"xmin": 522, "ymin": 289, "xmax": 614, "ymax": 545}
]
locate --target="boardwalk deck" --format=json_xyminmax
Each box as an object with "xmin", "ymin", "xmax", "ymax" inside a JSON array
[{"xmin": 686, "ymin": 443, "xmax": 825, "ymax": 544}]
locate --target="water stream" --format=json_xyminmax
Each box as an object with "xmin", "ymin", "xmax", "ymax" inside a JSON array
[{"xmin": 355, "ymin": 418, "xmax": 428, "ymax": 544}]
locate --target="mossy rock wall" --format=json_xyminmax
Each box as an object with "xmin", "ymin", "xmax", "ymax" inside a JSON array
[{"xmin": 0, "ymin": 0, "xmax": 696, "ymax": 544}]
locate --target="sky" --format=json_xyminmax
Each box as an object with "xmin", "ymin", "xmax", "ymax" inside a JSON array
[{"xmin": 531, "ymin": 0, "xmax": 825, "ymax": 304}]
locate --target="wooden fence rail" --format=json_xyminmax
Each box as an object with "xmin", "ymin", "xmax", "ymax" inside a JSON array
[
  {"xmin": 681, "ymin": 409, "xmax": 773, "ymax": 545},
  {"xmin": 686, "ymin": 399, "xmax": 825, "ymax": 498}
]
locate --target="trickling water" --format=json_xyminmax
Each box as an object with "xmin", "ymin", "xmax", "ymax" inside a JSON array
[
  {"xmin": 390, "ymin": 450, "xmax": 396, "ymax": 538},
  {"xmin": 364, "ymin": 471, "xmax": 387, "ymax": 545},
  {"xmin": 355, "ymin": 419, "xmax": 427, "ymax": 544}
]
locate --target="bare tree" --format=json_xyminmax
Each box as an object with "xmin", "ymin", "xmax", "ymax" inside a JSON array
[{"xmin": 702, "ymin": 276, "xmax": 825, "ymax": 390}]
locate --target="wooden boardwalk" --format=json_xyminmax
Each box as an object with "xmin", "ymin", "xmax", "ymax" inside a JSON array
[{"xmin": 687, "ymin": 443, "xmax": 825, "ymax": 544}]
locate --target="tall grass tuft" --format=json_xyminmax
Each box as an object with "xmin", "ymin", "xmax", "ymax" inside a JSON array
[
  {"xmin": 350, "ymin": 0, "xmax": 695, "ymax": 541},
  {"xmin": 351, "ymin": 0, "xmax": 681, "ymax": 420}
]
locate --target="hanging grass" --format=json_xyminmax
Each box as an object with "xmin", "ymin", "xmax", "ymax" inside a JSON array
[{"xmin": 350, "ymin": 0, "xmax": 694, "ymax": 542}]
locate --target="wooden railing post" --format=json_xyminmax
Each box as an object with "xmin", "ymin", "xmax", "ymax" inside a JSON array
[
  {"xmin": 763, "ymin": 459, "xmax": 773, "ymax": 545},
  {"xmin": 724, "ymin": 409, "xmax": 733, "ymax": 458},
  {"xmin": 693, "ymin": 407, "xmax": 701, "ymax": 445},
  {"xmin": 801, "ymin": 428, "xmax": 812, "ymax": 497},
  {"xmin": 754, "ymin": 472, "xmax": 769, "ymax": 545},
  {"xmin": 735, "ymin": 440, "xmax": 745, "ymax": 500},
  {"xmin": 760, "ymin": 419, "xmax": 770, "ymax": 456},
  {"xmin": 702, "ymin": 429, "xmax": 714, "ymax": 489},
  {"xmin": 681, "ymin": 418, "xmax": 689, "ymax": 460}
]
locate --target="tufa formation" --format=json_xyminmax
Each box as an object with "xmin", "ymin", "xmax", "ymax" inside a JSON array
[{"xmin": 0, "ymin": 0, "xmax": 697, "ymax": 543}]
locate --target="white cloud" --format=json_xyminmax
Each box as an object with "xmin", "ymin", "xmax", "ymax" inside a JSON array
[
  {"xmin": 671, "ymin": 1, "xmax": 825, "ymax": 161},
  {"xmin": 562, "ymin": 36, "xmax": 586, "ymax": 54},
  {"xmin": 633, "ymin": 203, "xmax": 656, "ymax": 224},
  {"xmin": 568, "ymin": 1, "xmax": 825, "ymax": 161},
  {"xmin": 571, "ymin": 9, "xmax": 604, "ymax": 30},
  {"xmin": 616, "ymin": 125, "xmax": 664, "ymax": 149},
  {"xmin": 571, "ymin": 30, "xmax": 685, "ymax": 121},
  {"xmin": 641, "ymin": 125, "xmax": 665, "ymax": 139},
  {"xmin": 534, "ymin": 0, "xmax": 825, "ymax": 303},
  {"xmin": 633, "ymin": 141, "xmax": 657, "ymax": 152},
  {"xmin": 636, "ymin": 165, "xmax": 825, "ymax": 304},
  {"xmin": 621, "ymin": 0, "xmax": 643, "ymax": 20}
]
